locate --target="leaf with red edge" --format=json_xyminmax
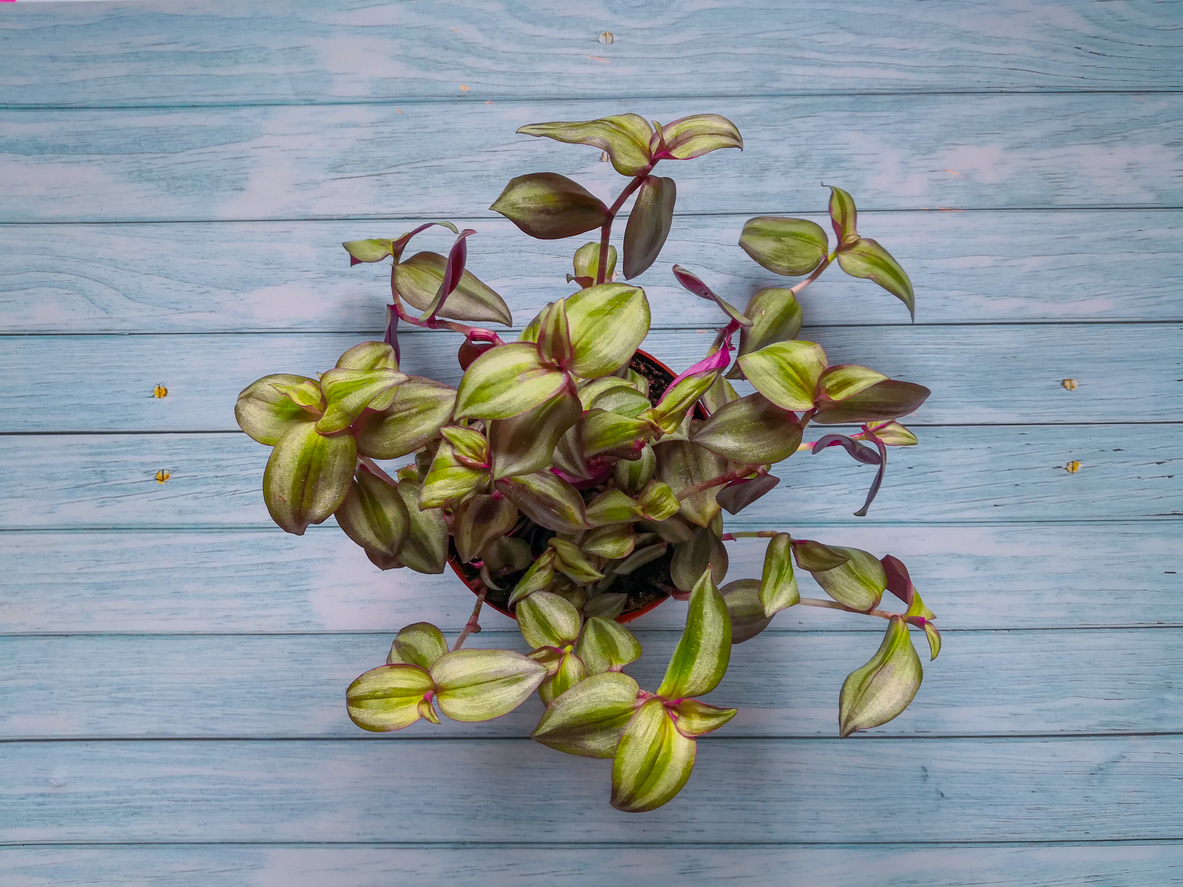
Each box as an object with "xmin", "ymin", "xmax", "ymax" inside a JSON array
[
  {"xmin": 623, "ymin": 176, "xmax": 676, "ymax": 279},
  {"xmin": 420, "ymin": 229, "xmax": 476, "ymax": 321},
  {"xmin": 812, "ymin": 380, "xmax": 930, "ymax": 425},
  {"xmin": 671, "ymin": 264, "xmax": 751, "ymax": 326}
]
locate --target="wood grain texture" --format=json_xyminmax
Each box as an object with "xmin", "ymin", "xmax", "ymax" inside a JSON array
[
  {"xmin": 4, "ymin": 737, "xmax": 1183, "ymax": 842},
  {"xmin": 0, "ymin": 426, "xmax": 1174, "ymax": 529},
  {"xmin": 3, "ymin": 0, "xmax": 1180, "ymax": 107},
  {"xmin": 4, "ymin": 324, "xmax": 1178, "ymax": 431},
  {"xmin": 7, "ymin": 211, "xmax": 1182, "ymax": 334},
  {"xmin": 3, "ymin": 94, "xmax": 1181, "ymax": 224},
  {"xmin": 3, "ymin": 628, "xmax": 1179, "ymax": 739},
  {"xmin": 5, "ymin": 843, "xmax": 1182, "ymax": 887},
  {"xmin": 3, "ymin": 523, "xmax": 1179, "ymax": 634}
]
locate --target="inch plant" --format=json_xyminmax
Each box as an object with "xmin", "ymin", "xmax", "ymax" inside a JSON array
[{"xmin": 235, "ymin": 113, "xmax": 941, "ymax": 812}]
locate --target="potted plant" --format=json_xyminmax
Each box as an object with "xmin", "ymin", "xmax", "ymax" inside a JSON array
[{"xmin": 235, "ymin": 113, "xmax": 941, "ymax": 812}]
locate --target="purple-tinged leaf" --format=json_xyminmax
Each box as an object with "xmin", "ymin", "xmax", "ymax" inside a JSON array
[
  {"xmin": 420, "ymin": 229, "xmax": 476, "ymax": 322},
  {"xmin": 657, "ymin": 566, "xmax": 732, "ymax": 698},
  {"xmin": 865, "ymin": 420, "xmax": 918, "ymax": 447},
  {"xmin": 489, "ymin": 390, "xmax": 582, "ymax": 480},
  {"xmin": 389, "ymin": 221, "xmax": 460, "ymax": 262},
  {"xmin": 346, "ymin": 663, "xmax": 434, "ymax": 732},
  {"xmin": 670, "ymin": 265, "xmax": 751, "ymax": 327},
  {"xmin": 563, "ymin": 283, "xmax": 651, "ymax": 378},
  {"xmin": 812, "ymin": 379, "xmax": 930, "ymax": 425},
  {"xmin": 670, "ymin": 526, "xmax": 729, "ymax": 593},
  {"xmin": 573, "ymin": 242, "xmax": 617, "ymax": 285},
  {"xmin": 809, "ymin": 546, "xmax": 887, "ymax": 611},
  {"xmin": 457, "ymin": 335, "xmax": 495, "ymax": 371},
  {"xmin": 623, "ymin": 176, "xmax": 677, "ymax": 279},
  {"xmin": 335, "ymin": 468, "xmax": 410, "ymax": 558},
  {"xmin": 719, "ymin": 579, "xmax": 773, "ymax": 644},
  {"xmin": 387, "ymin": 622, "xmax": 448, "ymax": 669},
  {"xmin": 881, "ymin": 554, "xmax": 916, "ymax": 606},
  {"xmin": 655, "ymin": 440, "xmax": 728, "ymax": 528},
  {"xmin": 657, "ymin": 114, "xmax": 743, "ymax": 161},
  {"xmin": 384, "ymin": 306, "xmax": 400, "ymax": 364},
  {"xmin": 759, "ymin": 533, "xmax": 799, "ymax": 616},
  {"xmin": 393, "ymin": 252, "xmax": 512, "ymax": 325},
  {"xmin": 235, "ymin": 374, "xmax": 320, "ymax": 446},
  {"xmin": 430, "ymin": 649, "xmax": 548, "ymax": 723},
  {"xmin": 453, "ymin": 493, "xmax": 518, "ymax": 564},
  {"xmin": 453, "ymin": 343, "xmax": 569, "ymax": 421},
  {"xmin": 395, "ymin": 479, "xmax": 448, "ymax": 575},
  {"xmin": 852, "ymin": 430, "xmax": 889, "ymax": 517},
  {"xmin": 263, "ymin": 422, "xmax": 355, "ymax": 536},
  {"xmin": 811, "ymin": 434, "xmax": 881, "ymax": 466},
  {"xmin": 532, "ymin": 671, "xmax": 642, "ymax": 759},
  {"xmin": 343, "ymin": 239, "xmax": 394, "ymax": 266},
  {"xmin": 670, "ymin": 699, "xmax": 738, "ymax": 738},
  {"xmin": 737, "ymin": 340, "xmax": 828, "ymax": 412},
  {"xmin": 517, "ymin": 591, "xmax": 583, "ymax": 649},
  {"xmin": 496, "ymin": 470, "xmax": 591, "ymax": 533},
  {"xmin": 716, "ymin": 473, "xmax": 780, "ymax": 515},
  {"xmin": 353, "ymin": 377, "xmax": 456, "ymax": 460},
  {"xmin": 728, "ymin": 288, "xmax": 802, "ymax": 379},
  {"xmin": 817, "ymin": 364, "xmax": 889, "ymax": 403},
  {"xmin": 575, "ymin": 617, "xmax": 642, "ymax": 675},
  {"xmin": 923, "ymin": 623, "xmax": 942, "ymax": 660}
]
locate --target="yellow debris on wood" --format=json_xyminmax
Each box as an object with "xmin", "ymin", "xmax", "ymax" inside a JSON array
[
  {"xmin": 153, "ymin": 385, "xmax": 168, "ymax": 398},
  {"xmin": 155, "ymin": 470, "xmax": 171, "ymax": 483},
  {"xmin": 1062, "ymin": 379, "xmax": 1077, "ymax": 390},
  {"xmin": 1064, "ymin": 461, "xmax": 1081, "ymax": 474}
]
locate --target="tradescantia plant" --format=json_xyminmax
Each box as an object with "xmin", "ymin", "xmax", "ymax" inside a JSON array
[{"xmin": 235, "ymin": 113, "xmax": 942, "ymax": 812}]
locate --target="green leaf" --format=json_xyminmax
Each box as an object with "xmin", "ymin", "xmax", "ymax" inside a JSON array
[
  {"xmin": 580, "ymin": 524, "xmax": 637, "ymax": 560},
  {"xmin": 550, "ymin": 538, "xmax": 606, "ymax": 585},
  {"xmin": 343, "ymin": 239, "xmax": 394, "ymax": 264},
  {"xmin": 866, "ymin": 420, "xmax": 918, "ymax": 447},
  {"xmin": 386, "ymin": 622, "xmax": 449, "ymax": 668},
  {"xmin": 315, "ymin": 367, "xmax": 406, "ymax": 434},
  {"xmin": 655, "ymin": 441, "xmax": 728, "ymax": 527},
  {"xmin": 430, "ymin": 649, "xmax": 548, "ymax": 723},
  {"xmin": 235, "ymin": 374, "xmax": 320, "ymax": 446},
  {"xmin": 353, "ymin": 377, "xmax": 456, "ymax": 460},
  {"xmin": 729, "ymin": 288, "xmax": 803, "ymax": 378},
  {"xmin": 611, "ymin": 698, "xmax": 697, "ymax": 812},
  {"xmin": 716, "ymin": 473, "xmax": 780, "ymax": 516},
  {"xmin": 737, "ymin": 340, "xmax": 829, "ymax": 412},
  {"xmin": 392, "ymin": 251, "xmax": 512, "ymax": 325},
  {"xmin": 517, "ymin": 115, "xmax": 653, "ymax": 176},
  {"xmin": 658, "ymin": 114, "xmax": 743, "ymax": 161},
  {"xmin": 720, "ymin": 579, "xmax": 775, "ymax": 644},
  {"xmin": 575, "ymin": 617, "xmax": 642, "ymax": 674},
  {"xmin": 670, "ymin": 527, "xmax": 729, "ymax": 594},
  {"xmin": 643, "ymin": 369, "xmax": 717, "ymax": 434},
  {"xmin": 817, "ymin": 365, "xmax": 890, "ymax": 402},
  {"xmin": 582, "ymin": 591, "xmax": 628, "ymax": 620},
  {"xmin": 610, "ymin": 542, "xmax": 670, "ymax": 577},
  {"xmin": 759, "ymin": 533, "xmax": 799, "ymax": 616},
  {"xmin": 452, "ymin": 493, "xmax": 518, "ymax": 564},
  {"xmin": 395, "ymin": 479, "xmax": 448, "ymax": 574},
  {"xmin": 623, "ymin": 176, "xmax": 676, "ymax": 279},
  {"xmin": 658, "ymin": 567, "xmax": 732, "ymax": 698},
  {"xmin": 487, "ymin": 390, "xmax": 582, "ymax": 480},
  {"xmin": 335, "ymin": 341, "xmax": 399, "ymax": 371},
  {"xmin": 836, "ymin": 237, "xmax": 915, "ymax": 319},
  {"xmin": 539, "ymin": 650, "xmax": 587, "ymax": 707},
  {"xmin": 690, "ymin": 393, "xmax": 803, "ymax": 464},
  {"xmin": 810, "ymin": 546, "xmax": 887, "ymax": 611},
  {"xmin": 421, "ymin": 439, "xmax": 488, "ymax": 509},
  {"xmin": 923, "ymin": 623, "xmax": 943, "ymax": 660},
  {"xmin": 790, "ymin": 539, "xmax": 848, "ymax": 572},
  {"xmin": 812, "ymin": 380, "xmax": 930, "ymax": 425},
  {"xmin": 496, "ymin": 471, "xmax": 590, "ymax": 534},
  {"xmin": 490, "ymin": 172, "xmax": 611, "ymax": 240},
  {"xmin": 346, "ymin": 663, "xmax": 435, "ymax": 732},
  {"xmin": 827, "ymin": 186, "xmax": 859, "ymax": 248},
  {"xmin": 579, "ymin": 377, "xmax": 645, "ymax": 414},
  {"xmin": 508, "ymin": 548, "xmax": 557, "ymax": 606},
  {"xmin": 669, "ymin": 698, "xmax": 737, "ymax": 737},
  {"xmin": 572, "ymin": 241, "xmax": 617, "ymax": 285},
  {"xmin": 614, "ymin": 443, "xmax": 656, "ymax": 493},
  {"xmin": 335, "ymin": 468, "xmax": 410, "ymax": 557},
  {"xmin": 739, "ymin": 217, "xmax": 829, "ymax": 276},
  {"xmin": 579, "ymin": 409, "xmax": 650, "ymax": 460},
  {"xmin": 563, "ymin": 283, "xmax": 651, "ymax": 378},
  {"xmin": 637, "ymin": 479, "xmax": 680, "ymax": 521},
  {"xmin": 439, "ymin": 425, "xmax": 489, "ymax": 466},
  {"xmin": 517, "ymin": 591, "xmax": 583, "ymax": 649},
  {"xmin": 839, "ymin": 616, "xmax": 923, "ymax": 737},
  {"xmin": 532, "ymin": 671, "xmax": 641, "ymax": 758},
  {"xmin": 585, "ymin": 488, "xmax": 643, "ymax": 526},
  {"xmin": 263, "ymin": 422, "xmax": 356, "ymax": 536},
  {"xmin": 453, "ymin": 343, "xmax": 569, "ymax": 421}
]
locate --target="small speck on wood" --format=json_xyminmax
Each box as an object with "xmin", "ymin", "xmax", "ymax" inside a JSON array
[
  {"xmin": 1064, "ymin": 461, "xmax": 1081, "ymax": 474},
  {"xmin": 153, "ymin": 385, "xmax": 168, "ymax": 398},
  {"xmin": 598, "ymin": 31, "xmax": 614, "ymax": 45},
  {"xmin": 1062, "ymin": 379, "xmax": 1077, "ymax": 390},
  {"xmin": 155, "ymin": 470, "xmax": 171, "ymax": 483}
]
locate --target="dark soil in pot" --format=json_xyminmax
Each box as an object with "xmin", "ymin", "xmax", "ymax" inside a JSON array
[{"xmin": 449, "ymin": 349, "xmax": 692, "ymax": 623}]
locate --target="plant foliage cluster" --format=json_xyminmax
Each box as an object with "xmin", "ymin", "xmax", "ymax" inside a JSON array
[{"xmin": 236, "ymin": 113, "xmax": 941, "ymax": 811}]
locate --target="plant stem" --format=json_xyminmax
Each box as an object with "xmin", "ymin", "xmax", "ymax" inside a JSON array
[
  {"xmin": 796, "ymin": 596, "xmax": 895, "ymax": 620},
  {"xmin": 720, "ymin": 530, "xmax": 778, "ymax": 541},
  {"xmin": 595, "ymin": 168, "xmax": 653, "ymax": 285},
  {"xmin": 452, "ymin": 590, "xmax": 486, "ymax": 651},
  {"xmin": 358, "ymin": 455, "xmax": 400, "ymax": 488},
  {"xmin": 791, "ymin": 253, "xmax": 834, "ymax": 296}
]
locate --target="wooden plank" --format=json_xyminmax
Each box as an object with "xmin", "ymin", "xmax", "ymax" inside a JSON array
[
  {"xmin": 2, "ymin": 523, "xmax": 1179, "ymax": 634},
  {"xmin": 3, "ymin": 736, "xmax": 1182, "ymax": 842},
  {"xmin": 2, "ymin": 95, "xmax": 1181, "ymax": 223},
  {"xmin": 0, "ymin": 426, "xmax": 1174, "ymax": 529},
  {"xmin": 3, "ymin": 212, "xmax": 1182, "ymax": 334},
  {"xmin": 3, "ymin": 628, "xmax": 1179, "ymax": 739},
  {"xmin": 3, "ymin": 0, "xmax": 1180, "ymax": 107},
  {"xmin": 5, "ymin": 325, "xmax": 1178, "ymax": 432},
  {"xmin": 5, "ymin": 842, "xmax": 1183, "ymax": 887}
]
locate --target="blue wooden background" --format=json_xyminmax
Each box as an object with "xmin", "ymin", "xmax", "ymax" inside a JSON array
[{"xmin": 2, "ymin": 1, "xmax": 1182, "ymax": 883}]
